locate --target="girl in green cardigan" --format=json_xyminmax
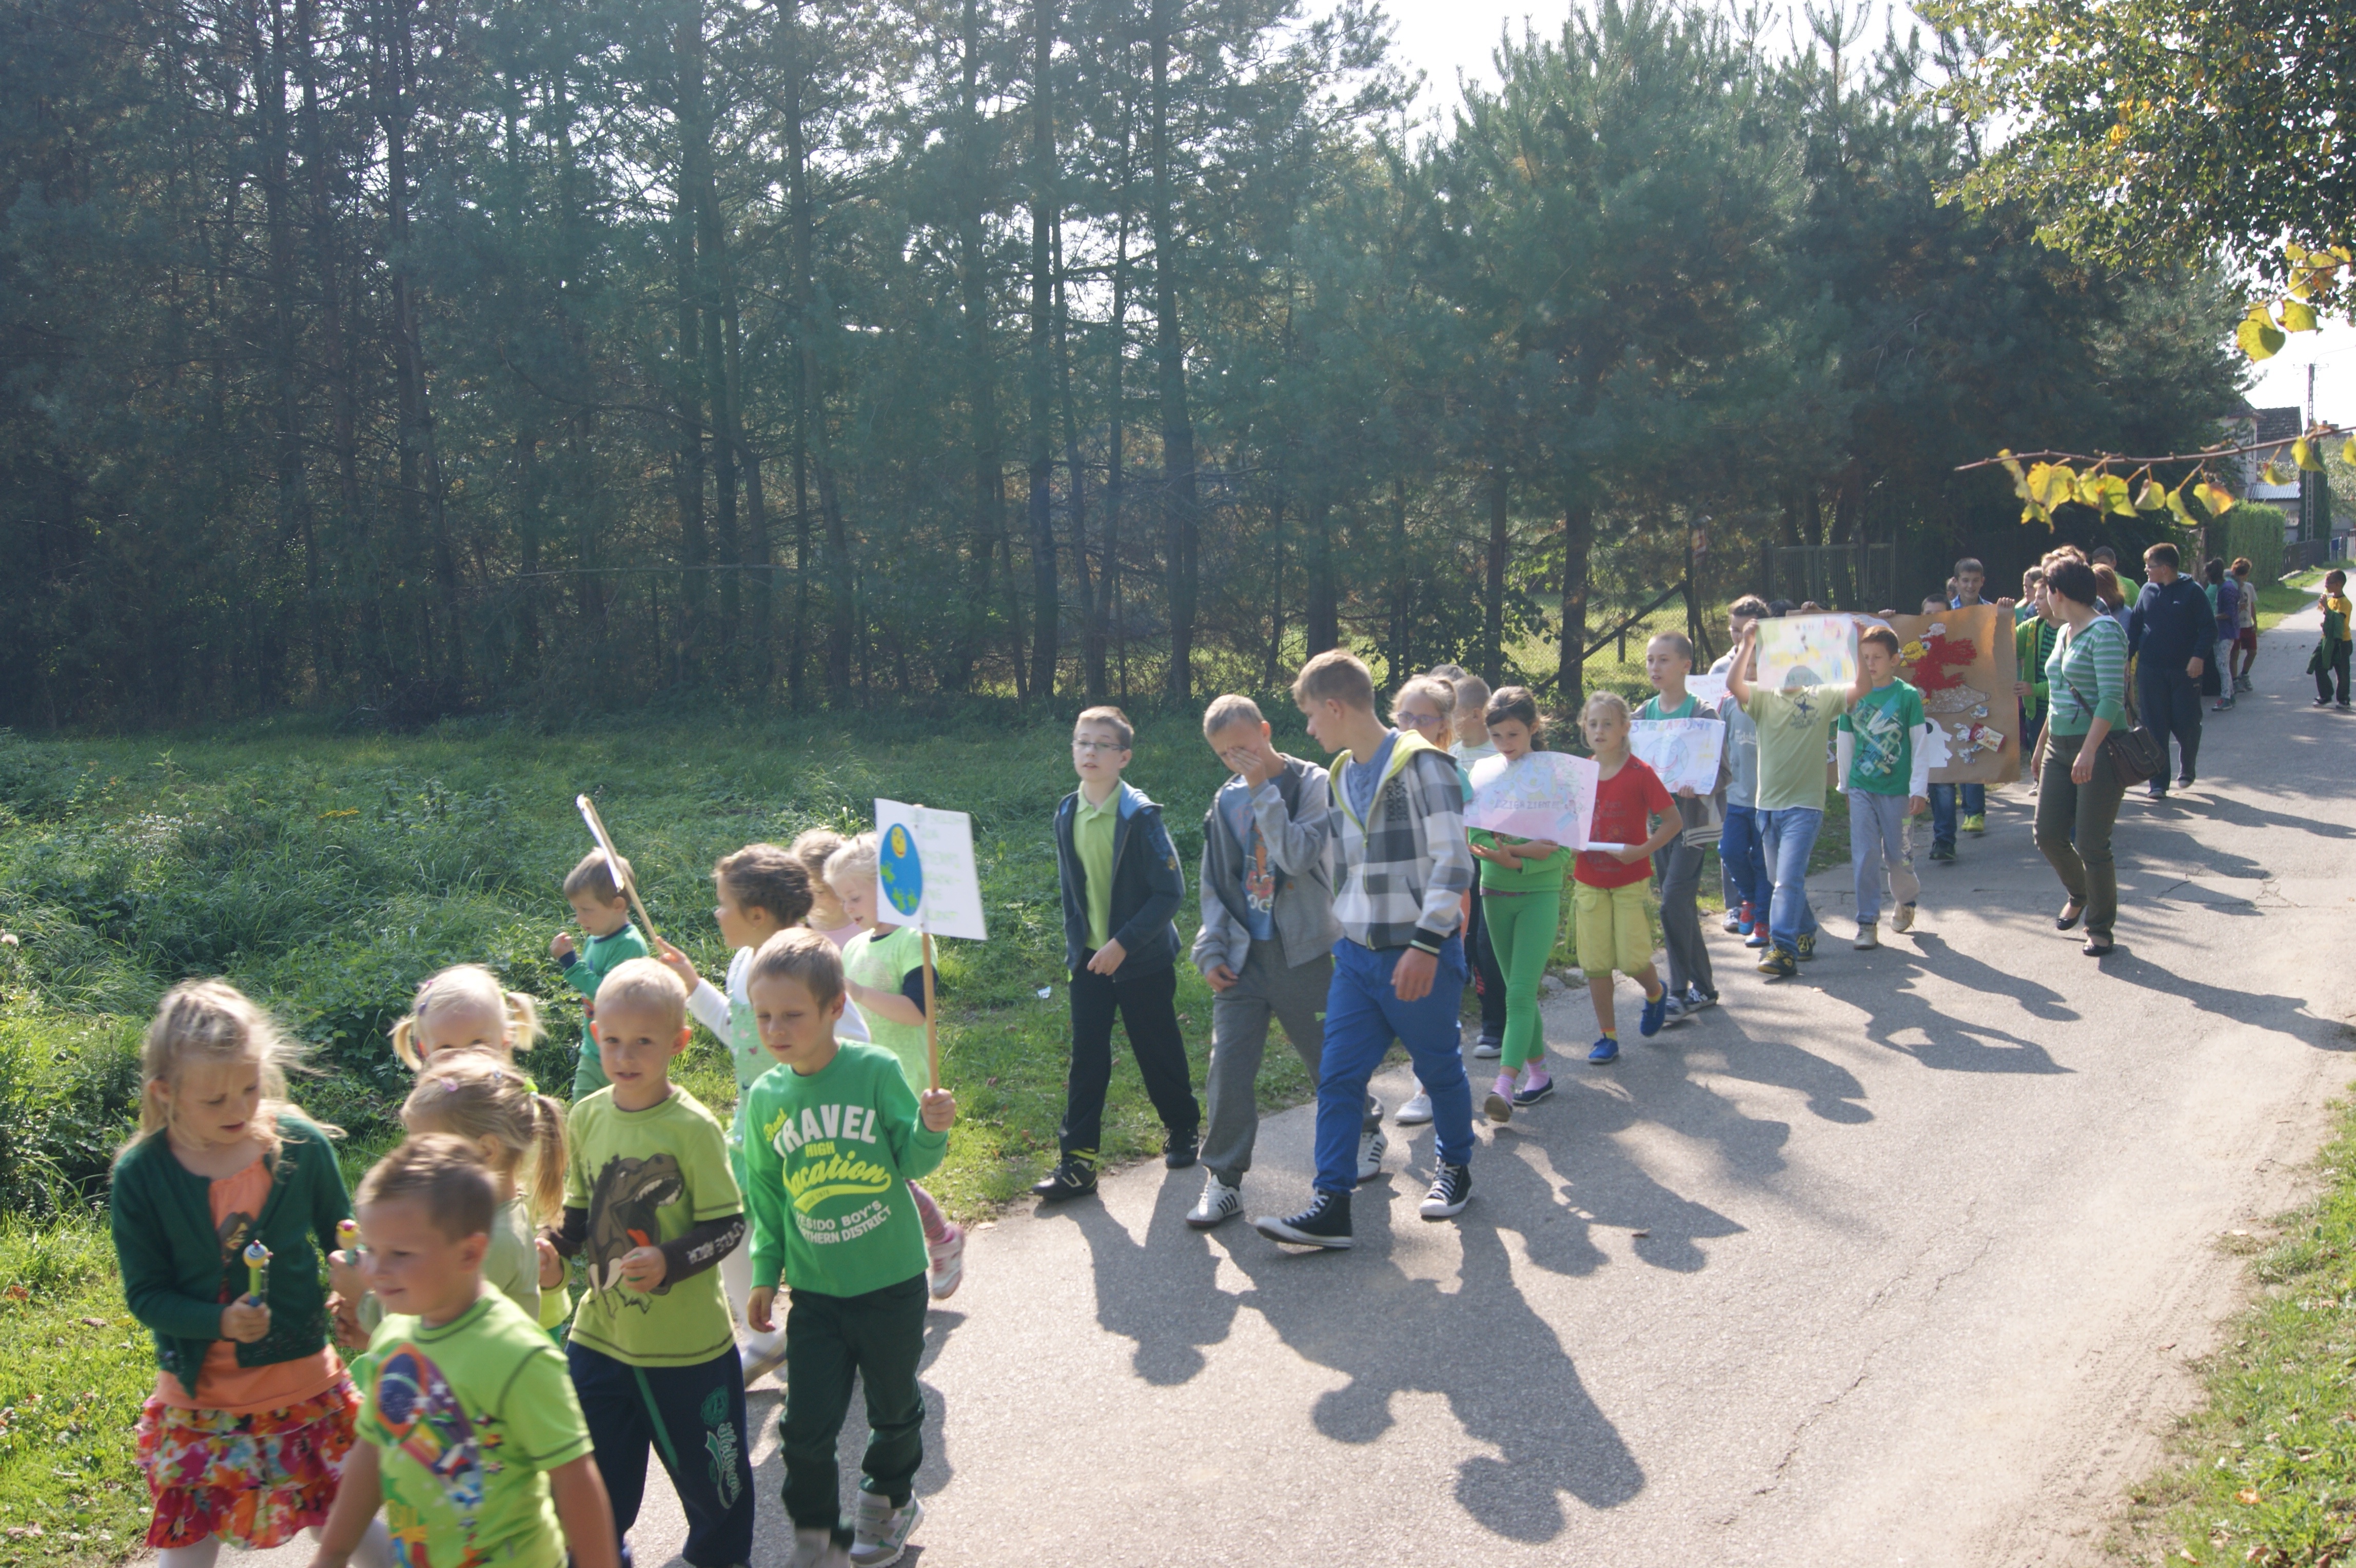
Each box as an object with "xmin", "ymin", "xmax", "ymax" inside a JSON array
[{"xmin": 110, "ymin": 981, "xmax": 388, "ymax": 1568}]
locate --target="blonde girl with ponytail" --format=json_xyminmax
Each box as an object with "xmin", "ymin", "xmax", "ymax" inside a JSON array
[{"xmin": 386, "ymin": 964, "xmax": 544, "ymax": 1075}]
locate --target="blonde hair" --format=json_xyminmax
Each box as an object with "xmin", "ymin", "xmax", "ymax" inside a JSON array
[
  {"xmin": 594, "ymin": 956, "xmax": 688, "ymax": 1033},
  {"xmin": 823, "ymin": 831, "xmax": 879, "ymax": 891},
  {"xmin": 400, "ymin": 1049, "xmax": 568, "ymax": 1225},
  {"xmin": 788, "ymin": 828, "xmax": 848, "ymax": 888},
  {"xmin": 358, "ymin": 1134, "xmax": 497, "ymax": 1244},
  {"xmin": 1390, "ymin": 675, "xmax": 1456, "ymax": 725},
  {"xmin": 1582, "ymin": 690, "xmax": 1632, "ymax": 726},
  {"xmin": 1074, "ymin": 705, "xmax": 1135, "ymax": 749},
  {"xmin": 746, "ymin": 927, "xmax": 847, "ymax": 1011},
  {"xmin": 1201, "ymin": 694, "xmax": 1264, "ymax": 737},
  {"xmin": 1292, "ymin": 649, "xmax": 1376, "ymax": 711},
  {"xmin": 389, "ymin": 964, "xmax": 544, "ymax": 1071},
  {"xmin": 131, "ymin": 979, "xmax": 309, "ymax": 1154}
]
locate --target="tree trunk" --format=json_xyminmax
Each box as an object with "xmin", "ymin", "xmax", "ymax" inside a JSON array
[
  {"xmin": 1483, "ymin": 464, "xmax": 1508, "ymax": 684},
  {"xmin": 953, "ymin": 0, "xmax": 1004, "ymax": 695},
  {"xmin": 1305, "ymin": 489, "xmax": 1337, "ymax": 653},
  {"xmin": 1559, "ymin": 499, "xmax": 1594, "ymax": 716},
  {"xmin": 260, "ymin": 0, "xmax": 316, "ymax": 701},
  {"xmin": 1054, "ymin": 213, "xmax": 1102, "ymax": 702},
  {"xmin": 1147, "ymin": 0, "xmax": 1197, "ymax": 704},
  {"xmin": 1025, "ymin": 0, "xmax": 1060, "ymax": 703}
]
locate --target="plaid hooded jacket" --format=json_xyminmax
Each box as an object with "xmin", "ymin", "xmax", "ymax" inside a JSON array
[{"xmin": 1325, "ymin": 730, "xmax": 1474, "ymax": 954}]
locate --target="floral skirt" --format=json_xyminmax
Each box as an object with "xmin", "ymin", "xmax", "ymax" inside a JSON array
[{"xmin": 136, "ymin": 1377, "xmax": 360, "ymax": 1549}]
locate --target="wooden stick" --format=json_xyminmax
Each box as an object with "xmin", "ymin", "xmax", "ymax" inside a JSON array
[
  {"xmin": 575, "ymin": 794, "xmax": 663, "ymax": 948},
  {"xmin": 922, "ymin": 932, "xmax": 940, "ymax": 1092}
]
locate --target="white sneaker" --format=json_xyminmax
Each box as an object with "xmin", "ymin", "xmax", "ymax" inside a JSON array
[
  {"xmin": 925, "ymin": 1223, "xmax": 965, "ymax": 1300},
  {"xmin": 1186, "ymin": 1172, "xmax": 1241, "ymax": 1228},
  {"xmin": 849, "ymin": 1491, "xmax": 921, "ymax": 1567},
  {"xmin": 1854, "ymin": 922, "xmax": 1879, "ymax": 951},
  {"xmin": 1356, "ymin": 1127, "xmax": 1388, "ymax": 1182},
  {"xmin": 1470, "ymin": 1037, "xmax": 1503, "ymax": 1059},
  {"xmin": 740, "ymin": 1325, "xmax": 788, "ymax": 1388},
  {"xmin": 1395, "ymin": 1089, "xmax": 1435, "ymax": 1126},
  {"xmin": 792, "ymin": 1527, "xmax": 852, "ymax": 1568},
  {"xmin": 1722, "ymin": 910, "xmax": 1744, "ymax": 932}
]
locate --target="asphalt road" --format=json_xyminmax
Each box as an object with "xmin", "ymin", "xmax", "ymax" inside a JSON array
[{"xmin": 243, "ymin": 602, "xmax": 2356, "ymax": 1568}]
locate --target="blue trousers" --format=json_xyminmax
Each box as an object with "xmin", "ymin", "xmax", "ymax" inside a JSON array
[
  {"xmin": 1718, "ymin": 803, "xmax": 1771, "ymax": 922},
  {"xmin": 2137, "ymin": 665, "xmax": 2201, "ymax": 786},
  {"xmin": 1927, "ymin": 783, "xmax": 1985, "ymax": 849},
  {"xmin": 568, "ymin": 1341, "xmax": 755, "ymax": 1568},
  {"xmin": 1760, "ymin": 806, "xmax": 1823, "ymax": 954},
  {"xmin": 1315, "ymin": 936, "xmax": 1471, "ymax": 1195}
]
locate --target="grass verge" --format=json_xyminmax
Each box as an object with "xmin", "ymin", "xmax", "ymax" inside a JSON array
[{"xmin": 2119, "ymin": 1099, "xmax": 2356, "ymax": 1565}]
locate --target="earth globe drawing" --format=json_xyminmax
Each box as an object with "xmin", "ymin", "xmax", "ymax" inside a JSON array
[{"xmin": 880, "ymin": 824, "xmax": 924, "ymax": 919}]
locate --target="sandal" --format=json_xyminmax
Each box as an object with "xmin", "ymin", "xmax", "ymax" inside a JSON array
[{"xmin": 2055, "ymin": 901, "xmax": 2085, "ymax": 931}]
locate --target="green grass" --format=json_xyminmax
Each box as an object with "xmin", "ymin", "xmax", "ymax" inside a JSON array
[
  {"xmin": 2256, "ymin": 577, "xmax": 2324, "ymax": 633},
  {"xmin": 2286, "ymin": 561, "xmax": 2353, "ymax": 592},
  {"xmin": 2116, "ymin": 1099, "xmax": 2356, "ymax": 1566},
  {"xmin": 0, "ymin": 1217, "xmax": 153, "ymax": 1568}
]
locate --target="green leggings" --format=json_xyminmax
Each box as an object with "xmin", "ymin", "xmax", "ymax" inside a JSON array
[{"xmin": 1482, "ymin": 889, "xmax": 1562, "ymax": 1070}]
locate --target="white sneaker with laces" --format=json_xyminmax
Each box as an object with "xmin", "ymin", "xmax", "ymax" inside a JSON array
[
  {"xmin": 1420, "ymin": 1162, "xmax": 1472, "ymax": 1219},
  {"xmin": 1395, "ymin": 1089, "xmax": 1435, "ymax": 1125},
  {"xmin": 1186, "ymin": 1172, "xmax": 1241, "ymax": 1228},
  {"xmin": 849, "ymin": 1491, "xmax": 921, "ymax": 1567},
  {"xmin": 1357, "ymin": 1126, "xmax": 1388, "ymax": 1182}
]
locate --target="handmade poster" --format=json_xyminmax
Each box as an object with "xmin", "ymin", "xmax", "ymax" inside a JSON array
[
  {"xmin": 1466, "ymin": 751, "xmax": 1602, "ymax": 850},
  {"xmin": 1755, "ymin": 614, "xmax": 1859, "ymax": 691},
  {"xmin": 1684, "ymin": 673, "xmax": 1730, "ymax": 708},
  {"xmin": 873, "ymin": 800, "xmax": 989, "ymax": 941},
  {"xmin": 1882, "ymin": 605, "xmax": 2021, "ymax": 787},
  {"xmin": 1628, "ymin": 718, "xmax": 1725, "ymax": 796}
]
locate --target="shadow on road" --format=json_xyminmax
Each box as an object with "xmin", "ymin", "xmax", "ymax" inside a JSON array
[{"xmin": 1834, "ymin": 934, "xmax": 2077, "ymax": 1075}]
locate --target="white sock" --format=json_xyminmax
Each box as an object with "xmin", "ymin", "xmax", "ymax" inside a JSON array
[{"xmin": 159, "ymin": 1539, "xmax": 223, "ymax": 1568}]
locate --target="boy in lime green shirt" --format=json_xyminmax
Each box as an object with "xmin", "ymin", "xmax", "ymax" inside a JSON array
[{"xmin": 741, "ymin": 929, "xmax": 956, "ymax": 1568}]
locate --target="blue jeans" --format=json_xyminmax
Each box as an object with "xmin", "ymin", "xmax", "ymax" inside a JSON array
[
  {"xmin": 1315, "ymin": 936, "xmax": 1471, "ymax": 1194},
  {"xmin": 2138, "ymin": 665, "xmax": 2201, "ymax": 785},
  {"xmin": 1718, "ymin": 803, "xmax": 1772, "ymax": 922},
  {"xmin": 1760, "ymin": 806, "xmax": 1823, "ymax": 953},
  {"xmin": 1928, "ymin": 783, "xmax": 1985, "ymax": 848}
]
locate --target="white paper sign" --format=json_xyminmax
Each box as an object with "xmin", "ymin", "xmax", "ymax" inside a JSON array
[
  {"xmin": 873, "ymin": 799, "xmax": 989, "ymax": 942},
  {"xmin": 1756, "ymin": 614, "xmax": 1860, "ymax": 691},
  {"xmin": 1684, "ymin": 673, "xmax": 1729, "ymax": 708},
  {"xmin": 1628, "ymin": 718, "xmax": 1725, "ymax": 796},
  {"xmin": 1466, "ymin": 751, "xmax": 1602, "ymax": 850}
]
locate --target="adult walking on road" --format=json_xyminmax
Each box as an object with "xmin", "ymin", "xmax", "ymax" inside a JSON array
[
  {"xmin": 2034, "ymin": 557, "xmax": 2131, "ymax": 957},
  {"xmin": 2127, "ymin": 542, "xmax": 2207, "ymax": 800}
]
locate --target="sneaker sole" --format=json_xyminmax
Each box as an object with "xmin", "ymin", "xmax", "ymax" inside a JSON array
[
  {"xmin": 1483, "ymin": 1091, "xmax": 1513, "ymax": 1124},
  {"xmin": 928, "ymin": 1260, "xmax": 963, "ymax": 1300},
  {"xmin": 850, "ymin": 1498, "xmax": 921, "ymax": 1568},
  {"xmin": 1251, "ymin": 1217, "xmax": 1353, "ymax": 1249},
  {"xmin": 1032, "ymin": 1183, "xmax": 1096, "ymax": 1203},
  {"xmin": 1471, "ymin": 1043, "xmax": 1503, "ymax": 1059},
  {"xmin": 1393, "ymin": 1108, "xmax": 1435, "ymax": 1126},
  {"xmin": 1420, "ymin": 1195, "xmax": 1470, "ymax": 1220}
]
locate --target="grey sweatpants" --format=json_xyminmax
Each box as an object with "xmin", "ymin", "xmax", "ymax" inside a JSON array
[
  {"xmin": 1200, "ymin": 935, "xmax": 1357, "ymax": 1185},
  {"xmin": 1848, "ymin": 789, "xmax": 1921, "ymax": 925},
  {"xmin": 1656, "ymin": 837, "xmax": 1714, "ymax": 999}
]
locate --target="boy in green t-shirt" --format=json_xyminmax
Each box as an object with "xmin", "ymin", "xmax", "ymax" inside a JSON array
[
  {"xmin": 311, "ymin": 1135, "xmax": 617, "ymax": 1568},
  {"xmin": 540, "ymin": 961, "xmax": 754, "ymax": 1568},
  {"xmin": 550, "ymin": 850, "xmax": 653, "ymax": 1099},
  {"xmin": 741, "ymin": 929, "xmax": 955, "ymax": 1568},
  {"xmin": 1834, "ymin": 626, "xmax": 1931, "ymax": 950}
]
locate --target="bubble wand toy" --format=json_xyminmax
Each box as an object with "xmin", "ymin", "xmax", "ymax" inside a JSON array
[{"xmin": 243, "ymin": 1239, "xmax": 271, "ymax": 1305}]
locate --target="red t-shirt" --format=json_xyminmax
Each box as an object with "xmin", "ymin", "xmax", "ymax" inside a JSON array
[{"xmin": 1576, "ymin": 755, "xmax": 1675, "ymax": 889}]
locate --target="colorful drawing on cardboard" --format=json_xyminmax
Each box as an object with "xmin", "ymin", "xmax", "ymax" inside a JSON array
[
  {"xmin": 1627, "ymin": 718, "xmax": 1724, "ymax": 796},
  {"xmin": 1466, "ymin": 751, "xmax": 1603, "ymax": 850},
  {"xmin": 1755, "ymin": 614, "xmax": 1859, "ymax": 691},
  {"xmin": 1884, "ymin": 604, "xmax": 2020, "ymax": 786}
]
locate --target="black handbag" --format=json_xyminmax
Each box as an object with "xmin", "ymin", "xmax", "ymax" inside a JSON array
[{"xmin": 2058, "ymin": 634, "xmax": 2162, "ymax": 786}]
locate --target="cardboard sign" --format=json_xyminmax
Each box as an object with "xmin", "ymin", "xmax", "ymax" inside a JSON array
[
  {"xmin": 1628, "ymin": 717, "xmax": 1725, "ymax": 796},
  {"xmin": 1466, "ymin": 751, "xmax": 1603, "ymax": 850},
  {"xmin": 1883, "ymin": 605, "xmax": 2021, "ymax": 786},
  {"xmin": 873, "ymin": 800, "xmax": 989, "ymax": 941}
]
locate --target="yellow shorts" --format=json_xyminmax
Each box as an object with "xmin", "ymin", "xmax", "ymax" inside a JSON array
[{"xmin": 1574, "ymin": 880, "xmax": 1656, "ymax": 977}]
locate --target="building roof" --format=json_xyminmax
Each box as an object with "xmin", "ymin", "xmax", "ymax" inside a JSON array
[{"xmin": 2252, "ymin": 405, "xmax": 2304, "ymax": 444}]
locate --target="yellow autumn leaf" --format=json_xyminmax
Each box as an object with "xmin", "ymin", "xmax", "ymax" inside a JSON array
[
  {"xmin": 2283, "ymin": 299, "xmax": 2319, "ymax": 332},
  {"xmin": 2194, "ymin": 480, "xmax": 2237, "ymax": 518},
  {"xmin": 2237, "ymin": 306, "xmax": 2285, "ymax": 361},
  {"xmin": 2294, "ymin": 436, "xmax": 2321, "ymax": 472},
  {"xmin": 2134, "ymin": 478, "xmax": 2168, "ymax": 512}
]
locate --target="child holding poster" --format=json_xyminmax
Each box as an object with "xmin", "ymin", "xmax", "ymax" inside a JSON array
[
  {"xmin": 1466, "ymin": 686, "xmax": 1572, "ymax": 1121},
  {"xmin": 1634, "ymin": 632, "xmax": 1724, "ymax": 1021},
  {"xmin": 1835, "ymin": 626, "xmax": 1931, "ymax": 949},
  {"xmin": 1574, "ymin": 694, "xmax": 1684, "ymax": 1065}
]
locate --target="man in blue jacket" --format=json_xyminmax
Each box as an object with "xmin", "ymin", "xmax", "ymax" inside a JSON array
[
  {"xmin": 2128, "ymin": 542, "xmax": 2209, "ymax": 799},
  {"xmin": 1034, "ymin": 705, "xmax": 1201, "ymax": 1201}
]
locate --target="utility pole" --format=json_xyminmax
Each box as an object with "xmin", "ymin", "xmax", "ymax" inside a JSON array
[{"xmin": 2307, "ymin": 363, "xmax": 2318, "ymax": 543}]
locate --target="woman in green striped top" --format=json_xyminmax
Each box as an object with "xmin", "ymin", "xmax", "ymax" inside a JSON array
[{"xmin": 2033, "ymin": 557, "xmax": 2131, "ymax": 955}]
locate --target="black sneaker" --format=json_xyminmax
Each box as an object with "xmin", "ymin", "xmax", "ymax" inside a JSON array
[
  {"xmin": 1928, "ymin": 841, "xmax": 1957, "ymax": 863},
  {"xmin": 1420, "ymin": 1162, "xmax": 1472, "ymax": 1220},
  {"xmin": 1030, "ymin": 1156, "xmax": 1097, "ymax": 1202},
  {"xmin": 1164, "ymin": 1125, "xmax": 1200, "ymax": 1170},
  {"xmin": 1252, "ymin": 1190, "xmax": 1353, "ymax": 1249}
]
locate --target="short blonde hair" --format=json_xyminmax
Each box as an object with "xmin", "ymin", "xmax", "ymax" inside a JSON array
[
  {"xmin": 389, "ymin": 963, "xmax": 545, "ymax": 1071},
  {"xmin": 1201, "ymin": 694, "xmax": 1264, "ymax": 738},
  {"xmin": 1075, "ymin": 705, "xmax": 1134, "ymax": 749},
  {"xmin": 564, "ymin": 849, "xmax": 630, "ymax": 906},
  {"xmin": 594, "ymin": 957, "xmax": 688, "ymax": 1033},
  {"xmin": 401, "ymin": 1049, "xmax": 568, "ymax": 1224},
  {"xmin": 745, "ymin": 927, "xmax": 847, "ymax": 1011},
  {"xmin": 359, "ymin": 1133, "xmax": 497, "ymax": 1244},
  {"xmin": 823, "ymin": 831, "xmax": 878, "ymax": 891},
  {"xmin": 1390, "ymin": 675, "xmax": 1456, "ymax": 723},
  {"xmin": 1292, "ymin": 649, "xmax": 1376, "ymax": 711},
  {"xmin": 129, "ymin": 979, "xmax": 310, "ymax": 1155},
  {"xmin": 1581, "ymin": 690, "xmax": 1632, "ymax": 726}
]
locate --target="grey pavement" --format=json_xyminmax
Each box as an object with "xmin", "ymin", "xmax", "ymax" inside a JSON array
[{"xmin": 235, "ymin": 600, "xmax": 2356, "ymax": 1567}]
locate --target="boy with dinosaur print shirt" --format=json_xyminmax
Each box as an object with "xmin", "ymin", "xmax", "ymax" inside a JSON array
[{"xmin": 741, "ymin": 929, "xmax": 955, "ymax": 1568}]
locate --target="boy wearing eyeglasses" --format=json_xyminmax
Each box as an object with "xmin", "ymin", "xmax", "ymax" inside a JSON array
[{"xmin": 1032, "ymin": 707, "xmax": 1202, "ymax": 1203}]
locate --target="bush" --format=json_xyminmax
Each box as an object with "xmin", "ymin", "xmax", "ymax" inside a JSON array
[{"xmin": 2220, "ymin": 503, "xmax": 2287, "ymax": 582}]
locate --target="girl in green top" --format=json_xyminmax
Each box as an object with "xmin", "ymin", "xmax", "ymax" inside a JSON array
[
  {"xmin": 1467, "ymin": 687, "xmax": 1573, "ymax": 1123},
  {"xmin": 2034, "ymin": 557, "xmax": 2131, "ymax": 955}
]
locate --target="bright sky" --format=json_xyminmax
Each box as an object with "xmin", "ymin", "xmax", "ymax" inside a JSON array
[{"xmin": 1379, "ymin": 0, "xmax": 2356, "ymax": 434}]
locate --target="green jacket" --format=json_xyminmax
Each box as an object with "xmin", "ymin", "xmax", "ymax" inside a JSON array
[
  {"xmin": 110, "ymin": 1109, "xmax": 351, "ymax": 1394},
  {"xmin": 2016, "ymin": 616, "xmax": 2059, "ymax": 726}
]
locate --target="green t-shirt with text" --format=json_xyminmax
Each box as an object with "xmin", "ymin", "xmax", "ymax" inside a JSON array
[
  {"xmin": 1747, "ymin": 684, "xmax": 1855, "ymax": 813},
  {"xmin": 561, "ymin": 1087, "xmax": 740, "ymax": 1366},
  {"xmin": 842, "ymin": 925, "xmax": 929, "ymax": 1093},
  {"xmin": 361, "ymin": 1291, "xmax": 593, "ymax": 1568},
  {"xmin": 1835, "ymin": 680, "xmax": 1925, "ymax": 797},
  {"xmin": 742, "ymin": 1043, "xmax": 948, "ymax": 1300}
]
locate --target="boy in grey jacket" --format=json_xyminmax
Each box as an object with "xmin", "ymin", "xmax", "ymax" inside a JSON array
[{"xmin": 1187, "ymin": 696, "xmax": 1380, "ymax": 1229}]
